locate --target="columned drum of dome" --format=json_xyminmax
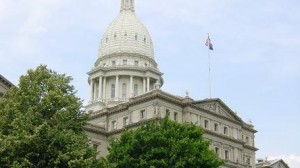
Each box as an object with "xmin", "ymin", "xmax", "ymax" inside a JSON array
[{"xmin": 86, "ymin": 0, "xmax": 164, "ymax": 112}]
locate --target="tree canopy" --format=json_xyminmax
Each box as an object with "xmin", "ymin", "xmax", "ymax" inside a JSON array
[
  {"xmin": 106, "ymin": 118, "xmax": 224, "ymax": 168},
  {"xmin": 0, "ymin": 65, "xmax": 100, "ymax": 167}
]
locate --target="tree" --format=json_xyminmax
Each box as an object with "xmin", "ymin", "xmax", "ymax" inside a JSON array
[
  {"xmin": 0, "ymin": 65, "xmax": 100, "ymax": 167},
  {"xmin": 107, "ymin": 118, "xmax": 224, "ymax": 168}
]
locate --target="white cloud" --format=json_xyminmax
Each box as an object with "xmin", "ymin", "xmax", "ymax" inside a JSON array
[{"xmin": 269, "ymin": 155, "xmax": 300, "ymax": 168}]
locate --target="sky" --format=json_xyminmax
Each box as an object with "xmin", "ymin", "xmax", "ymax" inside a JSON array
[{"xmin": 0, "ymin": 0, "xmax": 299, "ymax": 167}]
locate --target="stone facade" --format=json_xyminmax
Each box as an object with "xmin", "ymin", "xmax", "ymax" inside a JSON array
[
  {"xmin": 85, "ymin": 90, "xmax": 258, "ymax": 168},
  {"xmin": 0, "ymin": 75, "xmax": 13, "ymax": 98},
  {"xmin": 85, "ymin": 0, "xmax": 258, "ymax": 168}
]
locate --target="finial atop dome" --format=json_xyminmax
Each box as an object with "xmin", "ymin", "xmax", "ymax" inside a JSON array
[{"xmin": 121, "ymin": 0, "xmax": 135, "ymax": 12}]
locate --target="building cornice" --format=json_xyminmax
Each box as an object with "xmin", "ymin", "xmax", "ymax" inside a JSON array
[{"xmin": 0, "ymin": 75, "xmax": 14, "ymax": 88}]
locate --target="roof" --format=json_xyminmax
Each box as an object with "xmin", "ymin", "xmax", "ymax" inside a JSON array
[
  {"xmin": 0, "ymin": 75, "xmax": 14, "ymax": 88},
  {"xmin": 256, "ymin": 159, "xmax": 290, "ymax": 168},
  {"xmin": 98, "ymin": 0, "xmax": 154, "ymax": 59}
]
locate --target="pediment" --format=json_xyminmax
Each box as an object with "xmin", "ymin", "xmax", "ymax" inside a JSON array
[{"xmin": 192, "ymin": 99, "xmax": 243, "ymax": 123}]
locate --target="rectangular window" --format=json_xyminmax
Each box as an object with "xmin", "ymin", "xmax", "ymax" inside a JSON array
[
  {"xmin": 174, "ymin": 112, "xmax": 178, "ymax": 121},
  {"xmin": 215, "ymin": 147, "xmax": 220, "ymax": 156},
  {"xmin": 224, "ymin": 126, "xmax": 229, "ymax": 135},
  {"xmin": 245, "ymin": 136, "xmax": 249, "ymax": 145},
  {"xmin": 214, "ymin": 123, "xmax": 219, "ymax": 132},
  {"xmin": 93, "ymin": 144, "xmax": 98, "ymax": 151},
  {"xmin": 123, "ymin": 117, "xmax": 129, "ymax": 126},
  {"xmin": 225, "ymin": 150, "xmax": 229, "ymax": 160},
  {"xmin": 204, "ymin": 119, "xmax": 209, "ymax": 129},
  {"xmin": 122, "ymin": 83, "xmax": 127, "ymax": 98},
  {"xmin": 123, "ymin": 60, "xmax": 127, "ymax": 65},
  {"xmin": 112, "ymin": 60, "xmax": 116, "ymax": 66},
  {"xmin": 111, "ymin": 84, "xmax": 115, "ymax": 98},
  {"xmin": 133, "ymin": 84, "xmax": 138, "ymax": 96},
  {"xmin": 166, "ymin": 109, "xmax": 170, "ymax": 117},
  {"xmin": 111, "ymin": 120, "xmax": 117, "ymax": 130},
  {"xmin": 140, "ymin": 110, "xmax": 146, "ymax": 119},
  {"xmin": 134, "ymin": 61, "xmax": 139, "ymax": 66}
]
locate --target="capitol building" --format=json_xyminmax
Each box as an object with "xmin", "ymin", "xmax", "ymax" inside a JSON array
[{"xmin": 84, "ymin": 0, "xmax": 258, "ymax": 167}]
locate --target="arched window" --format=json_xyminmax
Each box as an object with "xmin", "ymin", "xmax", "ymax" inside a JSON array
[{"xmin": 114, "ymin": 33, "xmax": 117, "ymax": 40}]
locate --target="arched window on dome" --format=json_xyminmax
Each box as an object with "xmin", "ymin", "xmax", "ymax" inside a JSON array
[
  {"xmin": 114, "ymin": 33, "xmax": 117, "ymax": 40},
  {"xmin": 143, "ymin": 36, "xmax": 146, "ymax": 43},
  {"xmin": 135, "ymin": 33, "xmax": 138, "ymax": 41},
  {"xmin": 124, "ymin": 32, "xmax": 127, "ymax": 38},
  {"xmin": 106, "ymin": 37, "xmax": 108, "ymax": 43}
]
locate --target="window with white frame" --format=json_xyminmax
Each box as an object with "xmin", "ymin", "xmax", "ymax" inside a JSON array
[
  {"xmin": 166, "ymin": 109, "xmax": 170, "ymax": 117},
  {"xmin": 133, "ymin": 84, "xmax": 138, "ymax": 96},
  {"xmin": 214, "ymin": 147, "xmax": 220, "ymax": 157},
  {"xmin": 245, "ymin": 136, "xmax": 249, "ymax": 145},
  {"xmin": 140, "ymin": 110, "xmax": 146, "ymax": 119},
  {"xmin": 224, "ymin": 126, "xmax": 229, "ymax": 135},
  {"xmin": 111, "ymin": 60, "xmax": 116, "ymax": 66},
  {"xmin": 214, "ymin": 123, "xmax": 219, "ymax": 132},
  {"xmin": 111, "ymin": 120, "xmax": 117, "ymax": 130},
  {"xmin": 174, "ymin": 112, "xmax": 178, "ymax": 121},
  {"xmin": 204, "ymin": 119, "xmax": 209, "ymax": 129},
  {"xmin": 225, "ymin": 150, "xmax": 230, "ymax": 160},
  {"xmin": 122, "ymin": 83, "xmax": 127, "ymax": 98},
  {"xmin": 123, "ymin": 117, "xmax": 129, "ymax": 126},
  {"xmin": 111, "ymin": 84, "xmax": 115, "ymax": 98}
]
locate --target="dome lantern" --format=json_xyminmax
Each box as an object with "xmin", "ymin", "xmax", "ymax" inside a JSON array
[{"xmin": 121, "ymin": 0, "xmax": 135, "ymax": 12}]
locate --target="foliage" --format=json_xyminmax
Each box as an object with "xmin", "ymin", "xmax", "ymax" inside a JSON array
[
  {"xmin": 0, "ymin": 65, "xmax": 100, "ymax": 167},
  {"xmin": 107, "ymin": 118, "xmax": 224, "ymax": 168}
]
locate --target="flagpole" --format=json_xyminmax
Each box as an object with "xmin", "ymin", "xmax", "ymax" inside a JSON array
[
  {"xmin": 207, "ymin": 33, "xmax": 212, "ymax": 99},
  {"xmin": 208, "ymin": 44, "xmax": 212, "ymax": 99}
]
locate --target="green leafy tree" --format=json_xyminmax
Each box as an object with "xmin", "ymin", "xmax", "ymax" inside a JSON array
[
  {"xmin": 0, "ymin": 65, "xmax": 100, "ymax": 167},
  {"xmin": 107, "ymin": 118, "xmax": 224, "ymax": 168}
]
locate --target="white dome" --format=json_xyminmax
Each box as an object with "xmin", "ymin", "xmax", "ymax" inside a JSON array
[{"xmin": 98, "ymin": 8, "xmax": 154, "ymax": 59}]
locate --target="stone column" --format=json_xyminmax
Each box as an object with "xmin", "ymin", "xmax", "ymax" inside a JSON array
[
  {"xmin": 129, "ymin": 76, "xmax": 133, "ymax": 97},
  {"xmin": 143, "ymin": 77, "xmax": 146, "ymax": 93},
  {"xmin": 90, "ymin": 79, "xmax": 94, "ymax": 101},
  {"xmin": 115, "ymin": 75, "xmax": 119, "ymax": 100},
  {"xmin": 147, "ymin": 77, "xmax": 150, "ymax": 92},
  {"xmin": 98, "ymin": 76, "xmax": 103, "ymax": 100},
  {"xmin": 103, "ymin": 77, "xmax": 106, "ymax": 101}
]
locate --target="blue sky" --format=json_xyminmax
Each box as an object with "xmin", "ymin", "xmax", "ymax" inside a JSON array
[{"xmin": 1, "ymin": 0, "xmax": 299, "ymax": 167}]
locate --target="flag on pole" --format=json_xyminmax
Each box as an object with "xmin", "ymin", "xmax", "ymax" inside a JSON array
[{"xmin": 205, "ymin": 36, "xmax": 213, "ymax": 50}]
